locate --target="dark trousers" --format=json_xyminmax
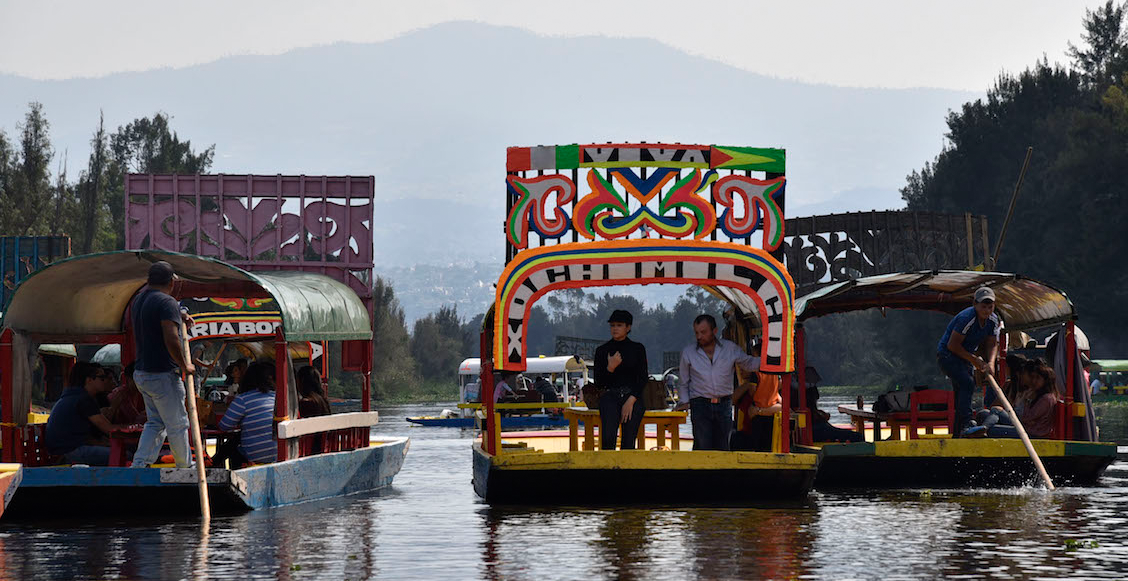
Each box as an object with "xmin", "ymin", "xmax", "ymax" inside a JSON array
[
  {"xmin": 690, "ymin": 396, "xmax": 733, "ymax": 451},
  {"xmin": 939, "ymin": 353, "xmax": 975, "ymax": 433},
  {"xmin": 730, "ymin": 415, "xmax": 774, "ymax": 451},
  {"xmin": 211, "ymin": 433, "xmax": 249, "ymax": 469},
  {"xmin": 598, "ymin": 391, "xmax": 645, "ymax": 450}
]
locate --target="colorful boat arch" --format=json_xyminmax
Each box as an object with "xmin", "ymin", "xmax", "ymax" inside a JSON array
[{"xmin": 493, "ymin": 239, "xmax": 796, "ymax": 373}]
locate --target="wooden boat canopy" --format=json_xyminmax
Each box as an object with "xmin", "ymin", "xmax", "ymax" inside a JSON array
[
  {"xmin": 713, "ymin": 270, "xmax": 1073, "ymax": 333},
  {"xmin": 1, "ymin": 250, "xmax": 371, "ymax": 343}
]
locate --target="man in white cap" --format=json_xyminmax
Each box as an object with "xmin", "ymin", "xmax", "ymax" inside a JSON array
[
  {"xmin": 937, "ymin": 286, "xmax": 1000, "ymax": 436},
  {"xmin": 130, "ymin": 261, "xmax": 195, "ymax": 468}
]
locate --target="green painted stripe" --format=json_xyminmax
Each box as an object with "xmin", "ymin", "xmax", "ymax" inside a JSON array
[
  {"xmin": 820, "ymin": 442, "xmax": 875, "ymax": 456},
  {"xmin": 714, "ymin": 146, "xmax": 786, "ymax": 172},
  {"xmin": 556, "ymin": 144, "xmax": 580, "ymax": 169},
  {"xmin": 1064, "ymin": 441, "xmax": 1119, "ymax": 457}
]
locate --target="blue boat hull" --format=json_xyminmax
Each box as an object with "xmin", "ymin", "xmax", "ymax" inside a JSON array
[
  {"xmin": 407, "ymin": 416, "xmax": 568, "ymax": 428},
  {"xmin": 6, "ymin": 438, "xmax": 408, "ymax": 518}
]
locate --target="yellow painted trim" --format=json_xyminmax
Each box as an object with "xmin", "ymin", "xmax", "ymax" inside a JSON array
[
  {"xmin": 28, "ymin": 412, "xmax": 49, "ymax": 423},
  {"xmin": 874, "ymin": 438, "xmax": 1067, "ymax": 458},
  {"xmin": 0, "ymin": 463, "xmax": 20, "ymax": 472},
  {"xmin": 1071, "ymin": 403, "xmax": 1087, "ymax": 418},
  {"xmin": 771, "ymin": 412, "xmax": 782, "ymax": 453},
  {"xmin": 488, "ymin": 449, "xmax": 818, "ymax": 471}
]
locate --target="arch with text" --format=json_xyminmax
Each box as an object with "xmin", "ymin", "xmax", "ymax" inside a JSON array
[{"xmin": 492, "ymin": 240, "xmax": 796, "ymax": 373}]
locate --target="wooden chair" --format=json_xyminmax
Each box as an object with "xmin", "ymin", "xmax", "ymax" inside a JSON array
[{"xmin": 908, "ymin": 389, "xmax": 955, "ymax": 439}]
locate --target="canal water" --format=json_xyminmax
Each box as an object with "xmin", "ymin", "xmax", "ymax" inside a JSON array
[{"xmin": 2, "ymin": 402, "xmax": 1127, "ymax": 580}]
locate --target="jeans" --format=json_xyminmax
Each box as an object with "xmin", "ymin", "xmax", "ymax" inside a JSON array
[
  {"xmin": 131, "ymin": 370, "xmax": 192, "ymax": 468},
  {"xmin": 976, "ymin": 408, "xmax": 1017, "ymax": 438},
  {"xmin": 938, "ymin": 353, "xmax": 975, "ymax": 434},
  {"xmin": 598, "ymin": 391, "xmax": 645, "ymax": 450},
  {"xmin": 690, "ymin": 397, "xmax": 733, "ymax": 451},
  {"xmin": 63, "ymin": 444, "xmax": 111, "ymax": 466}
]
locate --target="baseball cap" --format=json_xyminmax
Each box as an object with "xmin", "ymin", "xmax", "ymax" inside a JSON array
[
  {"xmin": 974, "ymin": 286, "xmax": 996, "ymax": 303},
  {"xmin": 607, "ymin": 309, "xmax": 633, "ymax": 325},
  {"xmin": 148, "ymin": 261, "xmax": 177, "ymax": 285}
]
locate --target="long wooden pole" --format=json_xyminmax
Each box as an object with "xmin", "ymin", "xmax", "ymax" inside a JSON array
[
  {"xmin": 984, "ymin": 374, "xmax": 1055, "ymax": 490},
  {"xmin": 180, "ymin": 321, "xmax": 211, "ymax": 520},
  {"xmin": 990, "ymin": 146, "xmax": 1033, "ymax": 270}
]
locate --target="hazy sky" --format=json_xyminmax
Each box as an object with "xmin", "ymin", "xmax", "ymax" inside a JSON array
[{"xmin": 0, "ymin": 0, "xmax": 1103, "ymax": 90}]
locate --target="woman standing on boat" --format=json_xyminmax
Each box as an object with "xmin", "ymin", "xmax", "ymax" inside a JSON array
[
  {"xmin": 937, "ymin": 287, "xmax": 1000, "ymax": 436},
  {"xmin": 593, "ymin": 309, "xmax": 649, "ymax": 450}
]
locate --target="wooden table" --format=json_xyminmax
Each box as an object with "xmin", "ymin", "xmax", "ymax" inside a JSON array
[
  {"xmin": 837, "ymin": 404, "xmax": 907, "ymax": 441},
  {"xmin": 562, "ymin": 408, "xmax": 687, "ymax": 451}
]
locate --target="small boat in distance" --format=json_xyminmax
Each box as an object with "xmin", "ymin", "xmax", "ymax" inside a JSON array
[{"xmin": 407, "ymin": 356, "xmax": 587, "ymax": 428}]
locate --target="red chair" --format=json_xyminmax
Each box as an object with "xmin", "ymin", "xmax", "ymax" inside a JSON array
[{"xmin": 908, "ymin": 389, "xmax": 955, "ymax": 439}]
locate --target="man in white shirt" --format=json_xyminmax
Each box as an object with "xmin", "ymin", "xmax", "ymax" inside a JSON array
[{"xmin": 675, "ymin": 314, "xmax": 759, "ymax": 450}]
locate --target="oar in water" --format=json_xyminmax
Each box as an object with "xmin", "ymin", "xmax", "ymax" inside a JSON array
[
  {"xmin": 180, "ymin": 319, "xmax": 212, "ymax": 520},
  {"xmin": 984, "ymin": 374, "xmax": 1055, "ymax": 490}
]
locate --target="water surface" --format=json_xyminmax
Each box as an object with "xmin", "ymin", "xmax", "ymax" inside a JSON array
[{"xmin": 2, "ymin": 403, "xmax": 1126, "ymax": 580}]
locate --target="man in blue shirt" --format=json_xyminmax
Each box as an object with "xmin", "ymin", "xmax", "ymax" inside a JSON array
[
  {"xmin": 45, "ymin": 362, "xmax": 125, "ymax": 465},
  {"xmin": 937, "ymin": 286, "xmax": 1001, "ymax": 436},
  {"xmin": 676, "ymin": 314, "xmax": 759, "ymax": 450},
  {"xmin": 130, "ymin": 261, "xmax": 195, "ymax": 468}
]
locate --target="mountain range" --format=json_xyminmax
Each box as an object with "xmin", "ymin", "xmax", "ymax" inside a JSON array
[{"xmin": 0, "ymin": 21, "xmax": 979, "ymax": 321}]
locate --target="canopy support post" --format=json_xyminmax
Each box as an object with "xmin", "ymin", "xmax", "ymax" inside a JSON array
[
  {"xmin": 795, "ymin": 325, "xmax": 811, "ymax": 446},
  {"xmin": 480, "ymin": 330, "xmax": 497, "ymax": 455},
  {"xmin": 1065, "ymin": 320, "xmax": 1076, "ymax": 441},
  {"xmin": 275, "ymin": 329, "xmax": 290, "ymax": 462},
  {"xmin": 0, "ymin": 329, "xmax": 16, "ymax": 464}
]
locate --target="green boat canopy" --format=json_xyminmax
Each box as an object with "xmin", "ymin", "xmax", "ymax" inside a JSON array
[
  {"xmin": 1, "ymin": 250, "xmax": 371, "ymax": 342},
  {"xmin": 710, "ymin": 270, "xmax": 1074, "ymax": 333}
]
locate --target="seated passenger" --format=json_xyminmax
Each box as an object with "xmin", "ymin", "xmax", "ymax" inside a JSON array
[
  {"xmin": 215, "ymin": 362, "xmax": 277, "ymax": 468},
  {"xmin": 493, "ymin": 372, "xmax": 517, "ymax": 403},
  {"xmin": 533, "ymin": 375, "xmax": 560, "ymax": 403},
  {"xmin": 968, "ymin": 360, "xmax": 1058, "ymax": 439},
  {"xmin": 45, "ymin": 362, "xmax": 125, "ymax": 465},
  {"xmin": 107, "ymin": 362, "xmax": 147, "ymax": 425},
  {"xmin": 297, "ymin": 365, "xmax": 331, "ymax": 418},
  {"xmin": 984, "ymin": 354, "xmax": 1027, "ymax": 409},
  {"xmin": 790, "ymin": 366, "xmax": 863, "ymax": 443},
  {"xmin": 730, "ymin": 371, "xmax": 783, "ymax": 452}
]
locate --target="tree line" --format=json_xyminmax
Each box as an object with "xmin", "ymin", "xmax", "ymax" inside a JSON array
[
  {"xmin": 0, "ymin": 103, "xmax": 213, "ymax": 254},
  {"xmin": 899, "ymin": 0, "xmax": 1128, "ymax": 358}
]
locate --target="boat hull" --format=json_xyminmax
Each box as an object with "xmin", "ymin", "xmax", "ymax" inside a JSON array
[
  {"xmin": 472, "ymin": 444, "xmax": 817, "ymax": 503},
  {"xmin": 6, "ymin": 438, "xmax": 409, "ymax": 518},
  {"xmin": 812, "ymin": 438, "xmax": 1115, "ymax": 489}
]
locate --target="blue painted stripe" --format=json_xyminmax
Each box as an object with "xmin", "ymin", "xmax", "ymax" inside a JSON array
[{"xmin": 22, "ymin": 467, "xmax": 168, "ymax": 487}]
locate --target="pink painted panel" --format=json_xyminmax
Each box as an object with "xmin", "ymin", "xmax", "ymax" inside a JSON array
[{"xmin": 125, "ymin": 174, "xmax": 374, "ymax": 299}]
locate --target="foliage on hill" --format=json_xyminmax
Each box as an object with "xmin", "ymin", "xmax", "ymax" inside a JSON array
[{"xmin": 902, "ymin": 1, "xmax": 1128, "ymax": 357}]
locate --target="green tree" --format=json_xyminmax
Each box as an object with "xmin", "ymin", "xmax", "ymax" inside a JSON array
[
  {"xmin": 370, "ymin": 277, "xmax": 419, "ymax": 399},
  {"xmin": 75, "ymin": 112, "xmax": 111, "ymax": 254},
  {"xmin": 1068, "ymin": 0, "xmax": 1128, "ymax": 88},
  {"xmin": 0, "ymin": 102, "xmax": 55, "ymax": 236},
  {"xmin": 411, "ymin": 304, "xmax": 464, "ymax": 383},
  {"xmin": 106, "ymin": 112, "xmax": 215, "ymax": 250}
]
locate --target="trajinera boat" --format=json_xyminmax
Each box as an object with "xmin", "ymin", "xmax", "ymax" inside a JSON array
[
  {"xmin": 472, "ymin": 142, "xmax": 817, "ymax": 503},
  {"xmin": 0, "ymin": 174, "xmax": 408, "ymax": 517},
  {"xmin": 761, "ymin": 270, "xmax": 1115, "ymax": 488},
  {"xmin": 407, "ymin": 356, "xmax": 588, "ymax": 428}
]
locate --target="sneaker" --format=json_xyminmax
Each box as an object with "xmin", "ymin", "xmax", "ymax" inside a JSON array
[{"xmin": 962, "ymin": 425, "xmax": 988, "ymax": 438}]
